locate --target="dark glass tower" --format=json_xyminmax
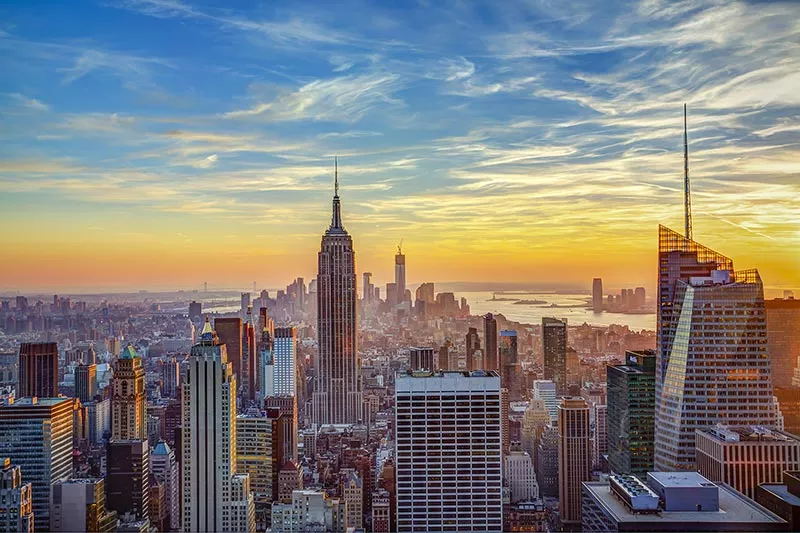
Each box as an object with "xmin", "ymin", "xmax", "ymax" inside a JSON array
[
  {"xmin": 542, "ymin": 317, "xmax": 567, "ymax": 395},
  {"xmin": 313, "ymin": 161, "xmax": 361, "ymax": 425}
]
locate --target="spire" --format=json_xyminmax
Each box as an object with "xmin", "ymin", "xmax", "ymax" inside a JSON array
[
  {"xmin": 330, "ymin": 157, "xmax": 344, "ymax": 231},
  {"xmin": 684, "ymin": 103, "xmax": 692, "ymax": 241}
]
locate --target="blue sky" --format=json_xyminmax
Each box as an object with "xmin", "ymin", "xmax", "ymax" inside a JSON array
[{"xmin": 0, "ymin": 0, "xmax": 798, "ymax": 292}]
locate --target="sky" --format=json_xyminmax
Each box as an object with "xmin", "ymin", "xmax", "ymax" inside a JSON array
[{"xmin": 0, "ymin": 0, "xmax": 798, "ymax": 295}]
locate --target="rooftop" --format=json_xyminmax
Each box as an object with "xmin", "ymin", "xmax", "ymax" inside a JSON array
[
  {"xmin": 648, "ymin": 471, "xmax": 718, "ymax": 488},
  {"xmin": 698, "ymin": 426, "xmax": 800, "ymax": 443},
  {"xmin": 759, "ymin": 484, "xmax": 800, "ymax": 507}
]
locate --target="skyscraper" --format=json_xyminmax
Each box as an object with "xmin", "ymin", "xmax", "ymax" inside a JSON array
[
  {"xmin": 765, "ymin": 298, "xmax": 800, "ymax": 388},
  {"xmin": 112, "ymin": 345, "xmax": 146, "ymax": 440},
  {"xmin": 242, "ymin": 308, "xmax": 257, "ymax": 402},
  {"xmin": 592, "ymin": 278, "xmax": 603, "ymax": 313},
  {"xmin": 0, "ymin": 457, "xmax": 33, "ymax": 533},
  {"xmin": 51, "ymin": 478, "xmax": 117, "ymax": 533},
  {"xmin": 75, "ymin": 363, "xmax": 97, "ymax": 402},
  {"xmin": 542, "ymin": 318, "xmax": 567, "ymax": 395},
  {"xmin": 395, "ymin": 243, "xmax": 406, "ymax": 304},
  {"xmin": 18, "ymin": 342, "xmax": 58, "ymax": 398},
  {"xmin": 395, "ymin": 371, "xmax": 503, "ymax": 532},
  {"xmin": 499, "ymin": 330, "xmax": 520, "ymax": 400},
  {"xmin": 105, "ymin": 440, "xmax": 149, "ymax": 521},
  {"xmin": 408, "ymin": 347, "xmax": 435, "ymax": 372},
  {"xmin": 182, "ymin": 320, "xmax": 255, "ymax": 532},
  {"xmin": 271, "ymin": 327, "xmax": 296, "ymax": 396},
  {"xmin": 313, "ymin": 162, "xmax": 361, "ymax": 425},
  {"xmin": 151, "ymin": 441, "xmax": 180, "ymax": 532},
  {"xmin": 465, "ymin": 327, "xmax": 481, "ymax": 371},
  {"xmin": 236, "ymin": 409, "xmax": 272, "ymax": 530},
  {"xmin": 483, "ymin": 313, "xmax": 498, "ymax": 371},
  {"xmin": 504, "ymin": 447, "xmax": 539, "ymax": 503},
  {"xmin": 558, "ymin": 397, "xmax": 591, "ymax": 529},
  {"xmin": 0, "ymin": 397, "xmax": 73, "ymax": 531},
  {"xmin": 607, "ymin": 350, "xmax": 656, "ymax": 475},
  {"xmin": 654, "ymin": 225, "xmax": 777, "ymax": 471},
  {"xmin": 215, "ymin": 317, "xmax": 243, "ymax": 395}
]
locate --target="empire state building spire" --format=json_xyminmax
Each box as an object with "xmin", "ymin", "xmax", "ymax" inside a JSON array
[{"xmin": 329, "ymin": 156, "xmax": 345, "ymax": 233}]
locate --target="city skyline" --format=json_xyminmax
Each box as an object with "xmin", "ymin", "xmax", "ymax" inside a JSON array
[{"xmin": 1, "ymin": 1, "xmax": 799, "ymax": 294}]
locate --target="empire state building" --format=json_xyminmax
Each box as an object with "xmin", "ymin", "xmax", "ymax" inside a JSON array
[{"xmin": 313, "ymin": 160, "xmax": 362, "ymax": 425}]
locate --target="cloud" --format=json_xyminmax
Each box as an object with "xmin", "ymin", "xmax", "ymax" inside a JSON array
[{"xmin": 8, "ymin": 93, "xmax": 49, "ymax": 111}]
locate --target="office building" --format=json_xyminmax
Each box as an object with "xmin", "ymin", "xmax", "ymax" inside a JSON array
[
  {"xmin": 503, "ymin": 501, "xmax": 547, "ymax": 533},
  {"xmin": 313, "ymin": 164, "xmax": 362, "ymax": 425},
  {"xmin": 536, "ymin": 425, "xmax": 559, "ymax": 497},
  {"xmin": 756, "ymin": 470, "xmax": 800, "ymax": 531},
  {"xmin": 362, "ymin": 272, "xmax": 373, "ymax": 302},
  {"xmin": 341, "ymin": 470, "xmax": 363, "ymax": 529},
  {"xmin": 278, "ymin": 462, "xmax": 303, "ymax": 505},
  {"xmin": 395, "ymin": 371, "xmax": 503, "ymax": 532},
  {"xmin": 558, "ymin": 397, "xmax": 591, "ymax": 529},
  {"xmin": 483, "ymin": 313, "xmax": 498, "ymax": 371},
  {"xmin": 182, "ymin": 321, "xmax": 255, "ymax": 532},
  {"xmin": 409, "ymin": 347, "xmax": 435, "ymax": 372},
  {"xmin": 542, "ymin": 318, "xmax": 567, "ymax": 395},
  {"xmin": 151, "ymin": 441, "xmax": 180, "ymax": 532},
  {"xmin": 189, "ymin": 301, "xmax": 202, "ymax": 323},
  {"xmin": 106, "ymin": 439, "xmax": 149, "ymax": 520},
  {"xmin": 582, "ymin": 472, "xmax": 786, "ymax": 531},
  {"xmin": 532, "ymin": 380, "xmax": 558, "ymax": 423},
  {"xmin": 51, "ymin": 478, "xmax": 117, "ymax": 532},
  {"xmin": 695, "ymin": 426, "xmax": 800, "ymax": 499},
  {"xmin": 214, "ymin": 317, "xmax": 243, "ymax": 394},
  {"xmin": 655, "ymin": 226, "xmax": 777, "ymax": 471},
  {"xmin": 75, "ymin": 363, "xmax": 97, "ymax": 402},
  {"xmin": 18, "ymin": 342, "xmax": 58, "ymax": 398},
  {"xmin": 395, "ymin": 244, "xmax": 406, "ymax": 304},
  {"xmin": 265, "ymin": 395, "xmax": 298, "ymax": 469},
  {"xmin": 504, "ymin": 447, "xmax": 539, "ymax": 503},
  {"xmin": 592, "ymin": 278, "xmax": 603, "ymax": 313},
  {"xmin": 269, "ymin": 327, "xmax": 296, "ymax": 396},
  {"xmin": 242, "ymin": 310, "xmax": 257, "ymax": 402},
  {"xmin": 0, "ymin": 397, "xmax": 73, "ymax": 531},
  {"xmin": 270, "ymin": 490, "xmax": 347, "ymax": 533},
  {"xmin": 766, "ymin": 298, "xmax": 800, "ymax": 388},
  {"xmin": 499, "ymin": 330, "xmax": 521, "ymax": 400},
  {"xmin": 85, "ymin": 398, "xmax": 111, "ymax": 446},
  {"xmin": 372, "ymin": 489, "xmax": 391, "ymax": 533},
  {"xmin": 258, "ymin": 326, "xmax": 273, "ymax": 403},
  {"xmin": 521, "ymin": 399, "xmax": 549, "ymax": 458},
  {"xmin": 160, "ymin": 356, "xmax": 180, "ymax": 399},
  {"xmin": 593, "ymin": 403, "xmax": 607, "ymax": 471},
  {"xmin": 465, "ymin": 327, "xmax": 481, "ymax": 371},
  {"xmin": 607, "ymin": 350, "xmax": 656, "ymax": 475},
  {"xmin": 112, "ymin": 345, "xmax": 146, "ymax": 440},
  {"xmin": 236, "ymin": 409, "xmax": 272, "ymax": 530},
  {"xmin": 0, "ymin": 457, "xmax": 33, "ymax": 533}
]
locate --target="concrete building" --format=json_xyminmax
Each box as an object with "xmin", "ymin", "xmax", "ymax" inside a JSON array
[
  {"xmin": 655, "ymin": 226, "xmax": 777, "ymax": 471},
  {"xmin": 607, "ymin": 350, "xmax": 656, "ymax": 475},
  {"xmin": 236, "ymin": 409, "xmax": 272, "ymax": 529},
  {"xmin": 151, "ymin": 441, "xmax": 180, "ymax": 531},
  {"xmin": 214, "ymin": 317, "xmax": 243, "ymax": 393},
  {"xmin": 532, "ymin": 380, "xmax": 558, "ymax": 423},
  {"xmin": 582, "ymin": 471, "xmax": 786, "ymax": 531},
  {"xmin": 18, "ymin": 342, "xmax": 58, "ymax": 398},
  {"xmin": 272, "ymin": 327, "xmax": 297, "ymax": 396},
  {"xmin": 75, "ymin": 363, "xmax": 97, "ymax": 402},
  {"xmin": 85, "ymin": 398, "xmax": 111, "ymax": 446},
  {"xmin": 409, "ymin": 347, "xmax": 435, "ymax": 372},
  {"xmin": 593, "ymin": 403, "xmax": 608, "ymax": 471},
  {"xmin": 0, "ymin": 457, "xmax": 33, "ymax": 533},
  {"xmin": 372, "ymin": 488, "xmax": 391, "ymax": 533},
  {"xmin": 0, "ymin": 397, "xmax": 73, "ymax": 531},
  {"xmin": 341, "ymin": 470, "xmax": 363, "ymax": 529},
  {"xmin": 313, "ymin": 166, "xmax": 362, "ymax": 425},
  {"xmin": 277, "ymin": 461, "xmax": 303, "ymax": 505},
  {"xmin": 51, "ymin": 478, "xmax": 117, "ymax": 532},
  {"xmin": 542, "ymin": 318, "xmax": 567, "ymax": 395},
  {"xmin": 271, "ymin": 490, "xmax": 347, "ymax": 533},
  {"xmin": 182, "ymin": 321, "xmax": 255, "ymax": 532},
  {"xmin": 112, "ymin": 345, "xmax": 146, "ymax": 440},
  {"xmin": 558, "ymin": 397, "xmax": 591, "ymax": 529},
  {"xmin": 106, "ymin": 439, "xmax": 149, "ymax": 521},
  {"xmin": 766, "ymin": 298, "xmax": 800, "ymax": 388},
  {"xmin": 395, "ymin": 371, "xmax": 503, "ymax": 532},
  {"xmin": 504, "ymin": 447, "xmax": 539, "ymax": 503},
  {"xmin": 756, "ymin": 470, "xmax": 800, "ymax": 531},
  {"xmin": 465, "ymin": 328, "xmax": 481, "ymax": 371},
  {"xmin": 536, "ymin": 425, "xmax": 559, "ymax": 498},
  {"xmin": 483, "ymin": 313, "xmax": 498, "ymax": 371},
  {"xmin": 696, "ymin": 426, "xmax": 800, "ymax": 499}
]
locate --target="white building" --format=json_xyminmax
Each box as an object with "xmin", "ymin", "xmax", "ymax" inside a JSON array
[
  {"xmin": 504, "ymin": 448, "xmax": 539, "ymax": 503},
  {"xmin": 532, "ymin": 380, "xmax": 558, "ymax": 423},
  {"xmin": 271, "ymin": 490, "xmax": 347, "ymax": 532},
  {"xmin": 182, "ymin": 321, "xmax": 255, "ymax": 532},
  {"xmin": 395, "ymin": 370, "xmax": 503, "ymax": 532},
  {"xmin": 151, "ymin": 442, "xmax": 180, "ymax": 532},
  {"xmin": 273, "ymin": 327, "xmax": 297, "ymax": 396}
]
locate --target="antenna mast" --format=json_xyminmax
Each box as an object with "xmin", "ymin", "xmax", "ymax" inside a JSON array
[{"xmin": 684, "ymin": 103, "xmax": 692, "ymax": 241}]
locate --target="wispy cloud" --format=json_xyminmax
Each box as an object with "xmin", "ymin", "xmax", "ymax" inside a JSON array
[{"xmin": 8, "ymin": 93, "xmax": 49, "ymax": 111}]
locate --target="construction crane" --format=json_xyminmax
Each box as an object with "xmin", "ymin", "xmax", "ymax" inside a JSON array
[{"xmin": 397, "ymin": 238, "xmax": 403, "ymax": 255}]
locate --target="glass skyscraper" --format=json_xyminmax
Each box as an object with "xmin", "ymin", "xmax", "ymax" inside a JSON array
[{"xmin": 654, "ymin": 225, "xmax": 777, "ymax": 471}]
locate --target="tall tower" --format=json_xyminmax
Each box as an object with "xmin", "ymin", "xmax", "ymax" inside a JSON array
[
  {"xmin": 18, "ymin": 342, "xmax": 59, "ymax": 398},
  {"xmin": 112, "ymin": 345, "xmax": 146, "ymax": 440},
  {"xmin": 313, "ymin": 160, "xmax": 361, "ymax": 425},
  {"xmin": 182, "ymin": 319, "xmax": 255, "ymax": 532},
  {"xmin": 542, "ymin": 318, "xmax": 567, "ymax": 395},
  {"xmin": 483, "ymin": 313, "xmax": 498, "ymax": 371},
  {"xmin": 558, "ymin": 397, "xmax": 591, "ymax": 529},
  {"xmin": 395, "ymin": 241, "xmax": 406, "ymax": 304}
]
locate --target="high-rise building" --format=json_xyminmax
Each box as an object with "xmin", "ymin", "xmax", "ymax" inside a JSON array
[
  {"xmin": 695, "ymin": 426, "xmax": 800, "ymax": 499},
  {"xmin": 236, "ymin": 409, "xmax": 272, "ymax": 530},
  {"xmin": 0, "ymin": 397, "xmax": 73, "ymax": 531},
  {"xmin": 558, "ymin": 397, "xmax": 591, "ymax": 529},
  {"xmin": 259, "ymin": 327, "xmax": 273, "ymax": 403},
  {"xmin": 535, "ymin": 425, "xmax": 559, "ymax": 498},
  {"xmin": 277, "ymin": 462, "xmax": 303, "ymax": 505},
  {"xmin": 160, "ymin": 356, "xmax": 180, "ymax": 399},
  {"xmin": 51, "ymin": 478, "xmax": 117, "ymax": 532},
  {"xmin": 395, "ymin": 244, "xmax": 406, "ymax": 304},
  {"xmin": 756, "ymin": 471, "xmax": 800, "ymax": 531},
  {"xmin": 465, "ymin": 327, "xmax": 481, "ymax": 371},
  {"xmin": 592, "ymin": 404, "xmax": 607, "ymax": 471},
  {"xmin": 270, "ymin": 490, "xmax": 347, "ymax": 533},
  {"xmin": 151, "ymin": 441, "xmax": 180, "ymax": 532},
  {"xmin": 264, "ymin": 396, "xmax": 299, "ymax": 482},
  {"xmin": 112, "ymin": 345, "xmax": 146, "ymax": 440},
  {"xmin": 106, "ymin": 440, "xmax": 150, "ymax": 521},
  {"xmin": 592, "ymin": 278, "xmax": 603, "ymax": 313},
  {"xmin": 18, "ymin": 342, "xmax": 58, "ymax": 398},
  {"xmin": 362, "ymin": 272, "xmax": 373, "ymax": 302},
  {"xmin": 408, "ymin": 347, "xmax": 435, "ymax": 372},
  {"xmin": 655, "ymin": 225, "xmax": 777, "ymax": 471},
  {"xmin": 483, "ymin": 313, "xmax": 498, "ymax": 371},
  {"xmin": 241, "ymin": 292, "xmax": 251, "ymax": 318},
  {"xmin": 371, "ymin": 489, "xmax": 391, "ymax": 533},
  {"xmin": 313, "ymin": 164, "xmax": 361, "ymax": 426},
  {"xmin": 532, "ymin": 380, "xmax": 558, "ymax": 423},
  {"xmin": 270, "ymin": 327, "xmax": 296, "ymax": 396},
  {"xmin": 85, "ymin": 398, "xmax": 111, "ymax": 446},
  {"xmin": 766, "ymin": 298, "xmax": 800, "ymax": 388},
  {"xmin": 415, "ymin": 282, "xmax": 435, "ymax": 304},
  {"xmin": 0, "ymin": 457, "xmax": 33, "ymax": 533},
  {"xmin": 542, "ymin": 318, "xmax": 567, "ymax": 395},
  {"xmin": 242, "ymin": 309, "xmax": 257, "ymax": 402},
  {"xmin": 607, "ymin": 350, "xmax": 656, "ymax": 475},
  {"xmin": 521, "ymin": 399, "xmax": 549, "ymax": 459},
  {"xmin": 189, "ymin": 301, "xmax": 202, "ymax": 324},
  {"xmin": 75, "ymin": 363, "xmax": 97, "ymax": 402},
  {"xmin": 214, "ymin": 318, "xmax": 243, "ymax": 395},
  {"xmin": 182, "ymin": 321, "xmax": 255, "ymax": 532},
  {"xmin": 341, "ymin": 471, "xmax": 363, "ymax": 529},
  {"xmin": 499, "ymin": 330, "xmax": 520, "ymax": 400},
  {"xmin": 504, "ymin": 447, "xmax": 539, "ymax": 503},
  {"xmin": 395, "ymin": 371, "xmax": 503, "ymax": 532}
]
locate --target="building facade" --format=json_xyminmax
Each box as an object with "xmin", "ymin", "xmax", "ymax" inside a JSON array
[
  {"xmin": 0, "ymin": 457, "xmax": 33, "ymax": 533},
  {"xmin": 151, "ymin": 441, "xmax": 180, "ymax": 531},
  {"xmin": 18, "ymin": 342, "xmax": 58, "ymax": 398},
  {"xmin": 558, "ymin": 397, "xmax": 591, "ymax": 529},
  {"xmin": 483, "ymin": 314, "xmax": 498, "ymax": 371},
  {"xmin": 51, "ymin": 478, "xmax": 117, "ymax": 532},
  {"xmin": 112, "ymin": 345, "xmax": 146, "ymax": 440},
  {"xmin": 542, "ymin": 318, "xmax": 567, "ymax": 395},
  {"xmin": 766, "ymin": 298, "xmax": 800, "ymax": 388}
]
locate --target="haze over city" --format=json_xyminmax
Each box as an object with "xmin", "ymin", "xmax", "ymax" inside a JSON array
[{"xmin": 1, "ymin": 0, "xmax": 799, "ymax": 294}]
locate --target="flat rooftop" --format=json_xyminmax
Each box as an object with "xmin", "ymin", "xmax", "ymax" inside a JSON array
[
  {"xmin": 759, "ymin": 484, "xmax": 800, "ymax": 507},
  {"xmin": 648, "ymin": 471, "xmax": 717, "ymax": 489},
  {"xmin": 584, "ymin": 482, "xmax": 784, "ymax": 527},
  {"xmin": 698, "ymin": 426, "xmax": 800, "ymax": 443}
]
